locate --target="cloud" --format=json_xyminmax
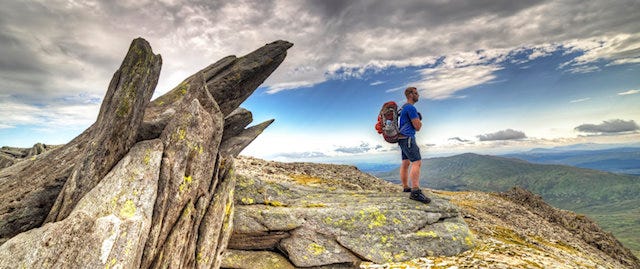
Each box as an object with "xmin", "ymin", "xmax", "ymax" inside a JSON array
[
  {"xmin": 0, "ymin": 95, "xmax": 100, "ymax": 130},
  {"xmin": 618, "ymin": 89, "xmax": 639, "ymax": 95},
  {"xmin": 370, "ymin": 80, "xmax": 385, "ymax": 86},
  {"xmin": 1, "ymin": 0, "xmax": 640, "ymax": 132},
  {"xmin": 477, "ymin": 129, "xmax": 527, "ymax": 141},
  {"xmin": 274, "ymin": 151, "xmax": 328, "ymax": 159},
  {"xmin": 448, "ymin": 137, "xmax": 473, "ymax": 143},
  {"xmin": 570, "ymin": 98, "xmax": 590, "ymax": 103},
  {"xmin": 575, "ymin": 119, "xmax": 639, "ymax": 134},
  {"xmin": 335, "ymin": 142, "xmax": 375, "ymax": 154},
  {"xmin": 412, "ymin": 64, "xmax": 502, "ymax": 100}
]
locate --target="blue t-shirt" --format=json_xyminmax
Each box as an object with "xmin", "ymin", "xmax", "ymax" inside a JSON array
[{"xmin": 399, "ymin": 103, "xmax": 419, "ymax": 137}]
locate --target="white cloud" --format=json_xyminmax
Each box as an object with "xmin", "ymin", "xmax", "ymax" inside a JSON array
[
  {"xmin": 570, "ymin": 98, "xmax": 591, "ymax": 103},
  {"xmin": 560, "ymin": 34, "xmax": 640, "ymax": 73},
  {"xmin": 412, "ymin": 64, "xmax": 502, "ymax": 100},
  {"xmin": 618, "ymin": 89, "xmax": 639, "ymax": 95},
  {"xmin": 0, "ymin": 96, "xmax": 99, "ymax": 130},
  {"xmin": 1, "ymin": 0, "xmax": 640, "ymax": 140}
]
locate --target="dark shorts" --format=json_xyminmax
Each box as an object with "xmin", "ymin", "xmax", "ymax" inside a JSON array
[{"xmin": 399, "ymin": 137, "xmax": 421, "ymax": 162}]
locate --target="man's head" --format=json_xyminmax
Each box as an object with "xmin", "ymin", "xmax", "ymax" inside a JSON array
[{"xmin": 404, "ymin": 87, "xmax": 419, "ymax": 104}]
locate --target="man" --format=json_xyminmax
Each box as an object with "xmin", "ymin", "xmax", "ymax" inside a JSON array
[{"xmin": 398, "ymin": 87, "xmax": 431, "ymax": 204}]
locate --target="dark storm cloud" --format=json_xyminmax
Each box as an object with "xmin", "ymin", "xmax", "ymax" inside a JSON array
[
  {"xmin": 575, "ymin": 119, "xmax": 639, "ymax": 134},
  {"xmin": 477, "ymin": 129, "xmax": 527, "ymax": 141}
]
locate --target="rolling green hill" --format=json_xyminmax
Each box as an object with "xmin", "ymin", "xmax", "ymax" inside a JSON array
[{"xmin": 377, "ymin": 153, "xmax": 640, "ymax": 256}]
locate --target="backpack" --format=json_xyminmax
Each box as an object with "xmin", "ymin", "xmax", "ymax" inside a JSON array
[{"xmin": 375, "ymin": 101, "xmax": 400, "ymax": 143}]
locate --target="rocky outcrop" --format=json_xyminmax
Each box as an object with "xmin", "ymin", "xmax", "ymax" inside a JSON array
[
  {"xmin": 229, "ymin": 157, "xmax": 475, "ymax": 267},
  {"xmin": 0, "ymin": 139, "xmax": 163, "ymax": 268},
  {"xmin": 0, "ymin": 37, "xmax": 292, "ymax": 268},
  {"xmin": 501, "ymin": 187, "xmax": 640, "ymax": 268},
  {"xmin": 0, "ymin": 143, "xmax": 59, "ymax": 170},
  {"xmin": 45, "ymin": 38, "xmax": 162, "ymax": 223}
]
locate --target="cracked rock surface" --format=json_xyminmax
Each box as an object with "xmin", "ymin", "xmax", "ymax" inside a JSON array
[{"xmin": 229, "ymin": 157, "xmax": 475, "ymax": 267}]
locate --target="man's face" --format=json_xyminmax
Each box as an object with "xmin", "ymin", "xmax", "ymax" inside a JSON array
[{"xmin": 410, "ymin": 90, "xmax": 419, "ymax": 103}]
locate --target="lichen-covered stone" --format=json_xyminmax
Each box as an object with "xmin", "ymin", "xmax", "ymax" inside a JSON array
[
  {"xmin": 45, "ymin": 38, "xmax": 162, "ymax": 223},
  {"xmin": 230, "ymin": 159, "xmax": 476, "ymax": 266},
  {"xmin": 221, "ymin": 249, "xmax": 296, "ymax": 269},
  {"xmin": 0, "ymin": 139, "xmax": 163, "ymax": 268}
]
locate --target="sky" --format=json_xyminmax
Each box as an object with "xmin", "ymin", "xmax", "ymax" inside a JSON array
[{"xmin": 1, "ymin": 0, "xmax": 639, "ymax": 165}]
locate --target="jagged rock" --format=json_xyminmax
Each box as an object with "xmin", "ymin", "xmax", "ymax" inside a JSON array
[
  {"xmin": 0, "ymin": 139, "xmax": 163, "ymax": 268},
  {"xmin": 222, "ymin": 108, "xmax": 253, "ymax": 140},
  {"xmin": 219, "ymin": 119, "xmax": 274, "ymax": 157},
  {"xmin": 45, "ymin": 38, "xmax": 162, "ymax": 223},
  {"xmin": 0, "ymin": 39, "xmax": 291, "ymax": 247},
  {"xmin": 230, "ymin": 158, "xmax": 475, "ymax": 267},
  {"xmin": 501, "ymin": 187, "xmax": 640, "ymax": 268},
  {"xmin": 0, "ymin": 152, "xmax": 15, "ymax": 170},
  {"xmin": 141, "ymin": 96, "xmax": 223, "ymax": 268},
  {"xmin": 0, "ymin": 136, "xmax": 89, "ymax": 245},
  {"xmin": 0, "ymin": 143, "xmax": 59, "ymax": 170},
  {"xmin": 138, "ymin": 40, "xmax": 292, "ymax": 141},
  {"xmin": 221, "ymin": 249, "xmax": 295, "ymax": 269}
]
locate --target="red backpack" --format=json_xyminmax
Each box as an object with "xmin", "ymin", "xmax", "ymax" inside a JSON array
[{"xmin": 375, "ymin": 101, "xmax": 400, "ymax": 143}]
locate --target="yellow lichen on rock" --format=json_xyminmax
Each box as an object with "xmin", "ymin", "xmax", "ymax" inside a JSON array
[
  {"xmin": 308, "ymin": 243, "xmax": 326, "ymax": 256},
  {"xmin": 290, "ymin": 174, "xmax": 323, "ymax": 185},
  {"xmin": 416, "ymin": 230, "xmax": 438, "ymax": 238},
  {"xmin": 119, "ymin": 199, "xmax": 136, "ymax": 219}
]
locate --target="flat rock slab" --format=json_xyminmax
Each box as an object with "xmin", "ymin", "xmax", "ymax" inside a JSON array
[{"xmin": 230, "ymin": 164, "xmax": 475, "ymax": 267}]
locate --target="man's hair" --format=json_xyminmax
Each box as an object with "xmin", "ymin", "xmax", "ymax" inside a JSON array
[{"xmin": 405, "ymin": 87, "xmax": 417, "ymax": 98}]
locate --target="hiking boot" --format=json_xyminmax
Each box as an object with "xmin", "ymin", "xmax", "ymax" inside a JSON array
[
  {"xmin": 410, "ymin": 189, "xmax": 431, "ymax": 204},
  {"xmin": 403, "ymin": 187, "xmax": 411, "ymax": 192}
]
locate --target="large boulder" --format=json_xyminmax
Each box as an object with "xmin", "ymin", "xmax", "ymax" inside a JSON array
[
  {"xmin": 0, "ymin": 139, "xmax": 163, "ymax": 268},
  {"xmin": 228, "ymin": 157, "xmax": 475, "ymax": 267}
]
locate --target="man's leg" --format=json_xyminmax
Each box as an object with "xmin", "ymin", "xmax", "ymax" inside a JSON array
[
  {"xmin": 410, "ymin": 160, "xmax": 421, "ymax": 189},
  {"xmin": 400, "ymin": 159, "xmax": 410, "ymax": 189}
]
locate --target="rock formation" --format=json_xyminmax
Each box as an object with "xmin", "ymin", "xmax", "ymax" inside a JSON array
[
  {"xmin": 229, "ymin": 157, "xmax": 640, "ymax": 269},
  {"xmin": 226, "ymin": 157, "xmax": 475, "ymax": 268},
  {"xmin": 0, "ymin": 143, "xmax": 59, "ymax": 169},
  {"xmin": 0, "ymin": 37, "xmax": 291, "ymax": 268}
]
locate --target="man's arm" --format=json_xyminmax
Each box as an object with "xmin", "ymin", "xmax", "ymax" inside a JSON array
[{"xmin": 411, "ymin": 118, "xmax": 422, "ymax": 131}]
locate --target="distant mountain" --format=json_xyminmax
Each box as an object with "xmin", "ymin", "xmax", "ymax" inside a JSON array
[
  {"xmin": 502, "ymin": 147, "xmax": 640, "ymax": 175},
  {"xmin": 377, "ymin": 153, "xmax": 640, "ymax": 255}
]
